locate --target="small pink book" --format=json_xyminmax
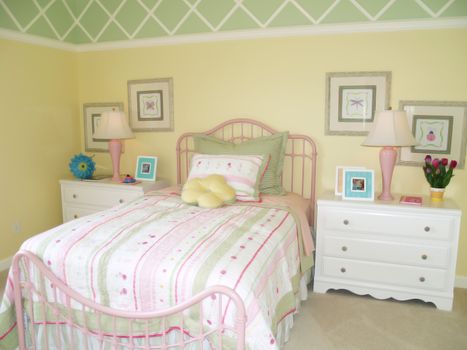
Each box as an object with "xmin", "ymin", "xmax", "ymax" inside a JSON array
[{"xmin": 400, "ymin": 195, "xmax": 423, "ymax": 206}]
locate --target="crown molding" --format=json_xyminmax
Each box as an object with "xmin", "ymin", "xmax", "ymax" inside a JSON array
[
  {"xmin": 0, "ymin": 28, "xmax": 75, "ymax": 51},
  {"xmin": 1, "ymin": 17, "xmax": 467, "ymax": 52}
]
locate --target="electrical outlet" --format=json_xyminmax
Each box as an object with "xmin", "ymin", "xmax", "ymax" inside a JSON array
[{"xmin": 12, "ymin": 222, "xmax": 21, "ymax": 234}]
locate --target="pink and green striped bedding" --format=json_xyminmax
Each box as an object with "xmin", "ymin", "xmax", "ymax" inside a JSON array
[{"xmin": 0, "ymin": 190, "xmax": 313, "ymax": 350}]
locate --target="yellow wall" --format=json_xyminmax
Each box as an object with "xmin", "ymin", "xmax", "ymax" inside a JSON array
[
  {"xmin": 2, "ymin": 28, "xmax": 467, "ymax": 277},
  {"xmin": 0, "ymin": 39, "xmax": 79, "ymax": 259},
  {"xmin": 77, "ymin": 28, "xmax": 467, "ymax": 275}
]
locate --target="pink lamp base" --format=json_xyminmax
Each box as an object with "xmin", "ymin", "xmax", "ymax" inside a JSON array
[
  {"xmin": 108, "ymin": 139, "xmax": 122, "ymax": 182},
  {"xmin": 378, "ymin": 146, "xmax": 397, "ymax": 201}
]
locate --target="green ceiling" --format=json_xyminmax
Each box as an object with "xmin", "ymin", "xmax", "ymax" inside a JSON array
[{"xmin": 0, "ymin": 0, "xmax": 466, "ymax": 45}]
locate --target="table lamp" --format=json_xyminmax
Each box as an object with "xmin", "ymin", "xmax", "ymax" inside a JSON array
[
  {"xmin": 93, "ymin": 110, "xmax": 134, "ymax": 182},
  {"xmin": 362, "ymin": 109, "xmax": 417, "ymax": 201}
]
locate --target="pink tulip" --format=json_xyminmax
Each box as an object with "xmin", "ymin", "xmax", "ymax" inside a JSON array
[
  {"xmin": 432, "ymin": 159, "xmax": 440, "ymax": 168},
  {"xmin": 424, "ymin": 155, "xmax": 432, "ymax": 164},
  {"xmin": 441, "ymin": 158, "xmax": 448, "ymax": 166},
  {"xmin": 450, "ymin": 160, "xmax": 458, "ymax": 169}
]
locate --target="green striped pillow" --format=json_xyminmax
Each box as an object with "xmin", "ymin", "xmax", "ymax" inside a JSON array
[{"xmin": 193, "ymin": 132, "xmax": 288, "ymax": 195}]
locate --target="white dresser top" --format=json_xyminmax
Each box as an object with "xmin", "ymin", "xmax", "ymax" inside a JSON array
[
  {"xmin": 60, "ymin": 178, "xmax": 169, "ymax": 193},
  {"xmin": 318, "ymin": 191, "xmax": 460, "ymax": 214}
]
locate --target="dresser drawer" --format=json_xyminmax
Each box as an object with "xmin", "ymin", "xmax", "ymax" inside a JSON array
[
  {"xmin": 323, "ymin": 236, "xmax": 450, "ymax": 268},
  {"xmin": 62, "ymin": 186, "xmax": 139, "ymax": 208},
  {"xmin": 63, "ymin": 206, "xmax": 97, "ymax": 222},
  {"xmin": 321, "ymin": 257, "xmax": 448, "ymax": 291},
  {"xmin": 320, "ymin": 207, "xmax": 454, "ymax": 240}
]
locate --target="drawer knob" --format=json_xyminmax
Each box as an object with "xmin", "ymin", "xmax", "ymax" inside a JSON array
[
  {"xmin": 340, "ymin": 267, "xmax": 346, "ymax": 273},
  {"xmin": 424, "ymin": 226, "xmax": 430, "ymax": 232},
  {"xmin": 343, "ymin": 219, "xmax": 349, "ymax": 226},
  {"xmin": 72, "ymin": 194, "xmax": 77, "ymax": 199},
  {"xmin": 341, "ymin": 246, "xmax": 348, "ymax": 252},
  {"xmin": 421, "ymin": 254, "xmax": 428, "ymax": 260},
  {"xmin": 419, "ymin": 277, "xmax": 426, "ymax": 282},
  {"xmin": 73, "ymin": 214, "xmax": 78, "ymax": 219},
  {"xmin": 119, "ymin": 199, "xmax": 124, "ymax": 203}
]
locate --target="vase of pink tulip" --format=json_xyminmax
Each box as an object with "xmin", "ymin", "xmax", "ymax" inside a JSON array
[{"xmin": 423, "ymin": 155, "xmax": 457, "ymax": 201}]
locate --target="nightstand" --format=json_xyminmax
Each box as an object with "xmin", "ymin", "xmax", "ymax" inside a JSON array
[
  {"xmin": 60, "ymin": 178, "xmax": 169, "ymax": 222},
  {"xmin": 313, "ymin": 192, "xmax": 461, "ymax": 311}
]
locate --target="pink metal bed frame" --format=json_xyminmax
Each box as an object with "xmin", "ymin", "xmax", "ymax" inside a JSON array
[
  {"xmin": 176, "ymin": 118, "xmax": 318, "ymax": 224},
  {"xmin": 12, "ymin": 118, "xmax": 317, "ymax": 350}
]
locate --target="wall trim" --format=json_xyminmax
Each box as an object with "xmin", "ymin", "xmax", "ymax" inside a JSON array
[
  {"xmin": 0, "ymin": 28, "xmax": 75, "ymax": 51},
  {"xmin": 0, "ymin": 256, "xmax": 12, "ymax": 272},
  {"xmin": 1, "ymin": 17, "xmax": 467, "ymax": 52},
  {"xmin": 455, "ymin": 276, "xmax": 467, "ymax": 289}
]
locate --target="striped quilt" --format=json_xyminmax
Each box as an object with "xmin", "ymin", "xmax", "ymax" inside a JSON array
[{"xmin": 0, "ymin": 191, "xmax": 313, "ymax": 350}]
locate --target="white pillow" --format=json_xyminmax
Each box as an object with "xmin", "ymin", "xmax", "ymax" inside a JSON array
[{"xmin": 187, "ymin": 154, "xmax": 268, "ymax": 202}]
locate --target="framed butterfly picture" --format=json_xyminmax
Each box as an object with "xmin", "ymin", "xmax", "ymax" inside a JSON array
[
  {"xmin": 398, "ymin": 101, "xmax": 467, "ymax": 168},
  {"xmin": 127, "ymin": 78, "xmax": 174, "ymax": 131}
]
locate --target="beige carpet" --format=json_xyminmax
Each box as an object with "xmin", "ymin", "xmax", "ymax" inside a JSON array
[
  {"xmin": 284, "ymin": 288, "xmax": 467, "ymax": 350},
  {"xmin": 1, "ymin": 274, "xmax": 466, "ymax": 349}
]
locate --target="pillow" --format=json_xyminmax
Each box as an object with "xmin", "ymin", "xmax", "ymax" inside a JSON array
[
  {"xmin": 187, "ymin": 154, "xmax": 267, "ymax": 202},
  {"xmin": 181, "ymin": 175, "xmax": 236, "ymax": 208},
  {"xmin": 193, "ymin": 132, "xmax": 288, "ymax": 195}
]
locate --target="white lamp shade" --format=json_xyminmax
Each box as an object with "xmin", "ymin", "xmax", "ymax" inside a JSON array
[
  {"xmin": 93, "ymin": 111, "xmax": 134, "ymax": 140},
  {"xmin": 363, "ymin": 110, "xmax": 417, "ymax": 147}
]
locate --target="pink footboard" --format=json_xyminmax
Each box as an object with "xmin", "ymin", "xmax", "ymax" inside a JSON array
[{"xmin": 12, "ymin": 251, "xmax": 247, "ymax": 350}]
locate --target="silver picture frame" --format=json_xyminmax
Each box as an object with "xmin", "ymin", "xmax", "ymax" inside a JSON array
[
  {"xmin": 83, "ymin": 102, "xmax": 124, "ymax": 152},
  {"xmin": 325, "ymin": 71, "xmax": 391, "ymax": 135},
  {"xmin": 398, "ymin": 100, "xmax": 467, "ymax": 168},
  {"xmin": 128, "ymin": 78, "xmax": 174, "ymax": 132}
]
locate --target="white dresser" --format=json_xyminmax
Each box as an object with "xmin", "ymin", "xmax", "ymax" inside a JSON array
[
  {"xmin": 60, "ymin": 178, "xmax": 169, "ymax": 222},
  {"xmin": 314, "ymin": 192, "xmax": 461, "ymax": 311}
]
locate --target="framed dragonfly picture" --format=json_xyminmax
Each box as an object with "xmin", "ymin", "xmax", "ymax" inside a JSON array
[
  {"xmin": 325, "ymin": 71, "xmax": 391, "ymax": 135},
  {"xmin": 128, "ymin": 78, "xmax": 174, "ymax": 131}
]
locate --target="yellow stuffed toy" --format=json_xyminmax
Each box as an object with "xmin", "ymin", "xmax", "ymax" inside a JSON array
[{"xmin": 181, "ymin": 174, "xmax": 236, "ymax": 208}]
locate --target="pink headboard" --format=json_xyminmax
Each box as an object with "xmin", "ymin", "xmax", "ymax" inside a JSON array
[{"xmin": 176, "ymin": 118, "xmax": 318, "ymax": 224}]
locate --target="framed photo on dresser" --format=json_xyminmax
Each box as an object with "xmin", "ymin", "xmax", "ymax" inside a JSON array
[{"xmin": 342, "ymin": 169, "xmax": 374, "ymax": 201}]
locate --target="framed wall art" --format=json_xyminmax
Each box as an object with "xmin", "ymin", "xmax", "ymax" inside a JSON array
[
  {"xmin": 342, "ymin": 169, "xmax": 375, "ymax": 201},
  {"xmin": 398, "ymin": 101, "xmax": 467, "ymax": 168},
  {"xmin": 83, "ymin": 102, "xmax": 124, "ymax": 152},
  {"xmin": 135, "ymin": 156, "xmax": 158, "ymax": 181},
  {"xmin": 128, "ymin": 78, "xmax": 174, "ymax": 131},
  {"xmin": 325, "ymin": 71, "xmax": 391, "ymax": 135}
]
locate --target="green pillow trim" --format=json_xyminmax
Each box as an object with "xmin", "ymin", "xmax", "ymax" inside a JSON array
[{"xmin": 193, "ymin": 132, "xmax": 288, "ymax": 195}]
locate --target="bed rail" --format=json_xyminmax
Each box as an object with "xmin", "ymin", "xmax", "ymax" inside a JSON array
[
  {"xmin": 176, "ymin": 118, "xmax": 318, "ymax": 224},
  {"xmin": 12, "ymin": 251, "xmax": 246, "ymax": 350}
]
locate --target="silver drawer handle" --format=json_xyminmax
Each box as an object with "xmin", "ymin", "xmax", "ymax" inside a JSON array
[
  {"xmin": 343, "ymin": 219, "xmax": 349, "ymax": 225},
  {"xmin": 424, "ymin": 226, "xmax": 430, "ymax": 232},
  {"xmin": 340, "ymin": 267, "xmax": 346, "ymax": 273},
  {"xmin": 72, "ymin": 194, "xmax": 77, "ymax": 199},
  {"xmin": 419, "ymin": 277, "xmax": 426, "ymax": 282},
  {"xmin": 119, "ymin": 199, "xmax": 124, "ymax": 203},
  {"xmin": 421, "ymin": 254, "xmax": 427, "ymax": 260},
  {"xmin": 341, "ymin": 246, "xmax": 348, "ymax": 252}
]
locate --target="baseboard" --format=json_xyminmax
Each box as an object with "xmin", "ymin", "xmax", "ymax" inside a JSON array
[
  {"xmin": 0, "ymin": 256, "xmax": 12, "ymax": 272},
  {"xmin": 455, "ymin": 276, "xmax": 467, "ymax": 289}
]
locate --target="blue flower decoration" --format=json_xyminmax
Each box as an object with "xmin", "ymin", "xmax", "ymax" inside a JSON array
[{"xmin": 69, "ymin": 153, "xmax": 95, "ymax": 179}]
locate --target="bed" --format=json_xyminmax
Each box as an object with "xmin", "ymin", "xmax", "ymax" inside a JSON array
[{"xmin": 0, "ymin": 118, "xmax": 317, "ymax": 350}]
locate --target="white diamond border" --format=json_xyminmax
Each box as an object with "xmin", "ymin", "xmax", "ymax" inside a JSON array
[{"xmin": 0, "ymin": 0, "xmax": 466, "ymax": 51}]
